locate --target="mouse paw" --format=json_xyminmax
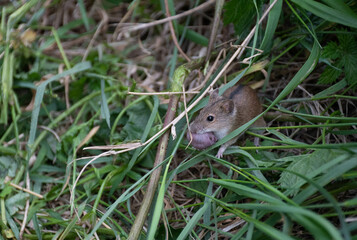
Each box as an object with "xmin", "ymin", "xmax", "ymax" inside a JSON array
[{"xmin": 216, "ymin": 146, "xmax": 226, "ymax": 158}]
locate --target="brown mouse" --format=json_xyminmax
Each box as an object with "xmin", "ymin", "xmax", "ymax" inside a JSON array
[{"xmin": 187, "ymin": 85, "xmax": 265, "ymax": 158}]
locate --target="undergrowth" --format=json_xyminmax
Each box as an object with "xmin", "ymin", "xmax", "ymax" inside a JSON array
[{"xmin": 0, "ymin": 0, "xmax": 357, "ymax": 239}]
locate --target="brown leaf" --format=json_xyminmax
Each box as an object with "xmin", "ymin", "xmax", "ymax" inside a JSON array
[
  {"xmin": 20, "ymin": 29, "xmax": 36, "ymax": 46},
  {"xmin": 76, "ymin": 125, "xmax": 101, "ymax": 152}
]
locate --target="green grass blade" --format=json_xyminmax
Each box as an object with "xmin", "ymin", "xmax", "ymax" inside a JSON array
[
  {"xmin": 59, "ymin": 200, "xmax": 86, "ymax": 240},
  {"xmin": 269, "ymin": 33, "xmax": 321, "ymax": 107},
  {"xmin": 322, "ymin": 0, "xmax": 357, "ymax": 15},
  {"xmin": 52, "ymin": 28, "xmax": 73, "ymax": 76},
  {"xmin": 177, "ymin": 24, "xmax": 208, "ymax": 46},
  {"xmin": 147, "ymin": 156, "xmax": 173, "ymax": 240},
  {"xmin": 84, "ymin": 154, "xmax": 169, "ymax": 240},
  {"xmin": 39, "ymin": 19, "xmax": 88, "ymax": 51},
  {"xmin": 268, "ymin": 129, "xmax": 308, "ymax": 145},
  {"xmin": 5, "ymin": 209, "xmax": 19, "ymax": 240},
  {"xmin": 210, "ymin": 179, "xmax": 282, "ymax": 204},
  {"xmin": 27, "ymin": 62, "xmax": 91, "ymax": 150},
  {"xmin": 32, "ymin": 214, "xmax": 42, "ymax": 240},
  {"xmin": 260, "ymin": 0, "xmax": 283, "ymax": 51},
  {"xmin": 225, "ymin": 147, "xmax": 268, "ymax": 182},
  {"xmin": 227, "ymin": 205, "xmax": 295, "ymax": 240},
  {"xmin": 6, "ymin": 0, "xmax": 38, "ymax": 35},
  {"xmin": 279, "ymin": 165, "xmax": 353, "ymax": 240},
  {"xmin": 314, "ymin": 79, "xmax": 348, "ymax": 98},
  {"xmin": 108, "ymin": 96, "xmax": 158, "ymax": 196},
  {"xmin": 205, "ymin": 40, "xmax": 320, "ymax": 155},
  {"xmin": 291, "ymin": 0, "xmax": 357, "ymax": 28},
  {"xmin": 0, "ymin": 47, "xmax": 12, "ymax": 124},
  {"xmin": 77, "ymin": 0, "xmax": 90, "ymax": 30},
  {"xmin": 176, "ymin": 201, "xmax": 210, "ymax": 240},
  {"xmin": 236, "ymin": 203, "xmax": 343, "ymax": 240},
  {"xmin": 100, "ymin": 79, "xmax": 111, "ymax": 128},
  {"xmin": 293, "ymin": 154, "xmax": 357, "ymax": 204},
  {"xmin": 110, "ymin": 96, "xmax": 147, "ymax": 141}
]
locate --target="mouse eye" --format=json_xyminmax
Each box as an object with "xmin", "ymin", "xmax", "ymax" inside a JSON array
[{"xmin": 207, "ymin": 115, "xmax": 214, "ymax": 122}]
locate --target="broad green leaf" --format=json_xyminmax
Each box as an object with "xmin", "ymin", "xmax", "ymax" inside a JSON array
[
  {"xmin": 279, "ymin": 149, "xmax": 352, "ymax": 196},
  {"xmin": 117, "ymin": 101, "xmax": 152, "ymax": 141},
  {"xmin": 0, "ymin": 156, "xmax": 18, "ymax": 179},
  {"xmin": 318, "ymin": 33, "xmax": 357, "ymax": 86},
  {"xmin": 5, "ymin": 192, "xmax": 29, "ymax": 216},
  {"xmin": 293, "ymin": 153, "xmax": 357, "ymax": 204}
]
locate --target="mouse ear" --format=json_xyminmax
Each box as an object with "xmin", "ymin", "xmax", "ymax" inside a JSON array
[
  {"xmin": 221, "ymin": 100, "xmax": 234, "ymax": 113},
  {"xmin": 209, "ymin": 89, "xmax": 220, "ymax": 103}
]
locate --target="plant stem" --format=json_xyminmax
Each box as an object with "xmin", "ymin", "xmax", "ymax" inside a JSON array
[{"xmin": 127, "ymin": 94, "xmax": 180, "ymax": 240}]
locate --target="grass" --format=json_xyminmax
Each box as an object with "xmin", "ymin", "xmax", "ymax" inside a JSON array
[{"xmin": 0, "ymin": 0, "xmax": 357, "ymax": 239}]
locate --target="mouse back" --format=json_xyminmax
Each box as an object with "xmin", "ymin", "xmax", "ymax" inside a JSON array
[{"xmin": 224, "ymin": 85, "xmax": 264, "ymax": 124}]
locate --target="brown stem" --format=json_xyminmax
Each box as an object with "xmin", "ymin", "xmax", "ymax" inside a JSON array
[
  {"xmin": 128, "ymin": 94, "xmax": 180, "ymax": 240},
  {"xmin": 164, "ymin": 0, "xmax": 191, "ymax": 62},
  {"xmin": 206, "ymin": 0, "xmax": 224, "ymax": 62}
]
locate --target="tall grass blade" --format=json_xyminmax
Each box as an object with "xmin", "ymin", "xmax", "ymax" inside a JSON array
[
  {"xmin": 100, "ymin": 79, "xmax": 111, "ymax": 128},
  {"xmin": 27, "ymin": 62, "xmax": 91, "ymax": 150},
  {"xmin": 77, "ymin": 0, "xmax": 90, "ymax": 30},
  {"xmin": 260, "ymin": 0, "xmax": 283, "ymax": 51},
  {"xmin": 291, "ymin": 0, "xmax": 357, "ymax": 28}
]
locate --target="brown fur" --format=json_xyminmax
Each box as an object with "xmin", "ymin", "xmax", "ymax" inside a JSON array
[{"xmin": 189, "ymin": 85, "xmax": 265, "ymax": 157}]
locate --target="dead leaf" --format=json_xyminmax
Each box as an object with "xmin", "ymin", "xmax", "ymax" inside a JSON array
[
  {"xmin": 76, "ymin": 125, "xmax": 100, "ymax": 152},
  {"xmin": 83, "ymin": 142, "xmax": 142, "ymax": 150},
  {"xmin": 20, "ymin": 29, "xmax": 36, "ymax": 46}
]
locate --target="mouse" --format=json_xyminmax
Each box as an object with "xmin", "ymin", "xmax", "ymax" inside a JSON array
[{"xmin": 187, "ymin": 84, "xmax": 265, "ymax": 158}]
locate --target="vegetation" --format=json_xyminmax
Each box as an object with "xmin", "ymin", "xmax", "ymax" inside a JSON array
[{"xmin": 0, "ymin": 0, "xmax": 357, "ymax": 239}]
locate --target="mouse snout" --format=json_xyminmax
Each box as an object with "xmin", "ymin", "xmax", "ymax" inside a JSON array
[{"xmin": 186, "ymin": 131, "xmax": 217, "ymax": 150}]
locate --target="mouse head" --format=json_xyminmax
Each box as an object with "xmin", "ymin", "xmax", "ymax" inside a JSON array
[
  {"xmin": 189, "ymin": 89, "xmax": 236, "ymax": 136},
  {"xmin": 206, "ymin": 88, "xmax": 234, "ymax": 117}
]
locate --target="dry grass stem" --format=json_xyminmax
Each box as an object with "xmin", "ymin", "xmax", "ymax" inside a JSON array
[
  {"xmin": 127, "ymin": 91, "xmax": 200, "ymax": 95},
  {"xmin": 164, "ymin": 0, "xmax": 191, "ymax": 62},
  {"xmin": 120, "ymin": 0, "xmax": 216, "ymax": 33},
  {"xmin": 7, "ymin": 182, "xmax": 44, "ymax": 199}
]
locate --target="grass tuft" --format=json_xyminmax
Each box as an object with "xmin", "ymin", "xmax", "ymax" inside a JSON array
[{"xmin": 0, "ymin": 0, "xmax": 356, "ymax": 239}]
